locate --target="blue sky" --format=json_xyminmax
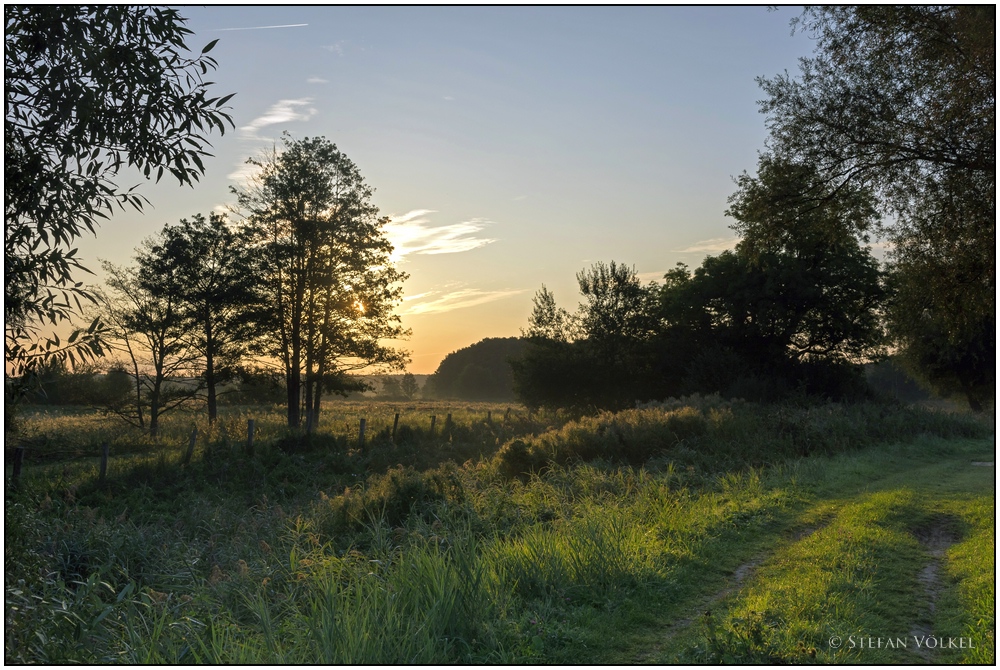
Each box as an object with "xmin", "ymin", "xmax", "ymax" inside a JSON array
[{"xmin": 79, "ymin": 6, "xmax": 817, "ymax": 373}]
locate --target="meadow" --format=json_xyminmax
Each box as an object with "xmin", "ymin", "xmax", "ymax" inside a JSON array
[{"xmin": 4, "ymin": 397, "xmax": 994, "ymax": 664}]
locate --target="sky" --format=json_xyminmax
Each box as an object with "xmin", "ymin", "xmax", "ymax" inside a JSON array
[{"xmin": 75, "ymin": 6, "xmax": 819, "ymax": 374}]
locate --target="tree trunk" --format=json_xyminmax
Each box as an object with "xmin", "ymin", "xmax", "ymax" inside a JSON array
[{"xmin": 205, "ymin": 307, "xmax": 217, "ymax": 425}]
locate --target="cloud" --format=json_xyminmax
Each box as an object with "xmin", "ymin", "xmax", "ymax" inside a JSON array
[
  {"xmin": 443, "ymin": 95, "xmax": 455, "ymax": 101},
  {"xmin": 226, "ymin": 160, "xmax": 260, "ymax": 184},
  {"xmin": 214, "ymin": 23, "xmax": 308, "ymax": 31},
  {"xmin": 240, "ymin": 98, "xmax": 317, "ymax": 140},
  {"xmin": 674, "ymin": 237, "xmax": 739, "ymax": 253},
  {"xmin": 384, "ymin": 210, "xmax": 497, "ymax": 262},
  {"xmin": 401, "ymin": 288, "xmax": 528, "ymax": 315},
  {"xmin": 307, "ymin": 76, "xmax": 329, "ymax": 84}
]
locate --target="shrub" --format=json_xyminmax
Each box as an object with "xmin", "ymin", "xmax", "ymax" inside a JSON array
[{"xmin": 315, "ymin": 464, "xmax": 466, "ymax": 535}]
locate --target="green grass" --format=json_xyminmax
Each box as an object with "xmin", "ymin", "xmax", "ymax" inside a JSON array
[{"xmin": 4, "ymin": 398, "xmax": 993, "ymax": 664}]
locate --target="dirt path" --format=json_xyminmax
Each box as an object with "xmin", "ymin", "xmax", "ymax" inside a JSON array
[
  {"xmin": 907, "ymin": 515, "xmax": 962, "ymax": 663},
  {"xmin": 631, "ymin": 519, "xmax": 832, "ymax": 663}
]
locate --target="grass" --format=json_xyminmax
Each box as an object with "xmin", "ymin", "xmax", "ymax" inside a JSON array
[{"xmin": 4, "ymin": 397, "xmax": 994, "ymax": 663}]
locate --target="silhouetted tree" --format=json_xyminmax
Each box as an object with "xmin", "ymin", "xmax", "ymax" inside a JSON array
[
  {"xmin": 5, "ymin": 6, "xmax": 234, "ymax": 391},
  {"xmin": 514, "ymin": 264, "xmax": 667, "ymax": 411},
  {"xmin": 233, "ymin": 135, "xmax": 409, "ymax": 429},
  {"xmin": 97, "ymin": 261, "xmax": 203, "ymax": 437},
  {"xmin": 136, "ymin": 213, "xmax": 264, "ymax": 424},
  {"xmin": 400, "ymin": 372, "xmax": 420, "ymax": 400},
  {"xmin": 425, "ymin": 338, "xmax": 526, "ymax": 401},
  {"xmin": 760, "ymin": 6, "xmax": 994, "ymax": 408}
]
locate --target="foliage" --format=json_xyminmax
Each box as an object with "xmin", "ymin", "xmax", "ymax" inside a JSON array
[
  {"xmin": 759, "ymin": 6, "xmax": 995, "ymax": 409},
  {"xmin": 4, "ymin": 6, "xmax": 234, "ymax": 389},
  {"xmin": 233, "ymin": 135, "xmax": 409, "ymax": 428},
  {"xmin": 13, "ymin": 360, "xmax": 131, "ymax": 408},
  {"xmin": 400, "ymin": 372, "xmax": 420, "ymax": 400},
  {"xmin": 4, "ymin": 400, "xmax": 992, "ymax": 664},
  {"xmin": 514, "ymin": 264, "xmax": 674, "ymax": 411},
  {"xmin": 516, "ymin": 213, "xmax": 885, "ymax": 409},
  {"xmin": 134, "ymin": 213, "xmax": 265, "ymax": 423},
  {"xmin": 96, "ymin": 261, "xmax": 203, "ymax": 437},
  {"xmin": 424, "ymin": 337, "xmax": 527, "ymax": 401}
]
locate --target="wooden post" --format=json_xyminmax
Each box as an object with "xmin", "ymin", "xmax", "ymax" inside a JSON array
[
  {"xmin": 392, "ymin": 413, "xmax": 400, "ymax": 442},
  {"xmin": 487, "ymin": 410, "xmax": 492, "ymax": 424},
  {"xmin": 246, "ymin": 419, "xmax": 255, "ymax": 456},
  {"xmin": 430, "ymin": 415, "xmax": 436, "ymax": 436},
  {"xmin": 99, "ymin": 441, "xmax": 109, "ymax": 482},
  {"xmin": 504, "ymin": 407, "xmax": 511, "ymax": 423},
  {"xmin": 12, "ymin": 446, "xmax": 24, "ymax": 482},
  {"xmin": 183, "ymin": 427, "xmax": 198, "ymax": 465},
  {"xmin": 446, "ymin": 413, "xmax": 452, "ymax": 431},
  {"xmin": 358, "ymin": 418, "xmax": 367, "ymax": 449}
]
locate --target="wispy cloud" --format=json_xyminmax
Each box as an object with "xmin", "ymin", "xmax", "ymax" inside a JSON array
[
  {"xmin": 674, "ymin": 237, "xmax": 739, "ymax": 253},
  {"xmin": 384, "ymin": 210, "xmax": 497, "ymax": 262},
  {"xmin": 322, "ymin": 41, "xmax": 347, "ymax": 55},
  {"xmin": 240, "ymin": 98, "xmax": 317, "ymax": 140},
  {"xmin": 227, "ymin": 160, "xmax": 260, "ymax": 184},
  {"xmin": 401, "ymin": 288, "xmax": 528, "ymax": 315},
  {"xmin": 307, "ymin": 76, "xmax": 329, "ymax": 84},
  {"xmin": 215, "ymin": 23, "xmax": 308, "ymax": 32}
]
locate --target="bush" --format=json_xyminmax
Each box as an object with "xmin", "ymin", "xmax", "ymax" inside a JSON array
[{"xmin": 315, "ymin": 464, "xmax": 466, "ymax": 535}]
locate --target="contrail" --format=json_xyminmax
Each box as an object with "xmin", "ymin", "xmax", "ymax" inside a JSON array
[{"xmin": 214, "ymin": 23, "xmax": 308, "ymax": 31}]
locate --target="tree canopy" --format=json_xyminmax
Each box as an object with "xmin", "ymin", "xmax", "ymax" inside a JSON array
[
  {"xmin": 233, "ymin": 135, "xmax": 409, "ymax": 428},
  {"xmin": 759, "ymin": 6, "xmax": 994, "ymax": 408},
  {"xmin": 5, "ymin": 6, "xmax": 234, "ymax": 384},
  {"xmin": 424, "ymin": 338, "xmax": 526, "ymax": 401}
]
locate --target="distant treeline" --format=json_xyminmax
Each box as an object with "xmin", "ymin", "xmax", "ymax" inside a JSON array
[{"xmin": 422, "ymin": 338, "xmax": 526, "ymax": 401}]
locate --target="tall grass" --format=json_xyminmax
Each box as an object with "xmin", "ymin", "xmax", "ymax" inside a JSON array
[{"xmin": 5, "ymin": 397, "xmax": 992, "ymax": 663}]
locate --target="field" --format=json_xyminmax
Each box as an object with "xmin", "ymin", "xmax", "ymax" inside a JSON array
[{"xmin": 4, "ymin": 397, "xmax": 994, "ymax": 664}]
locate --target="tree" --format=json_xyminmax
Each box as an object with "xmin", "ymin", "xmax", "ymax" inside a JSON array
[
  {"xmin": 5, "ymin": 6, "xmax": 234, "ymax": 389},
  {"xmin": 97, "ymin": 261, "xmax": 203, "ymax": 438},
  {"xmin": 424, "ymin": 338, "xmax": 526, "ymax": 401},
  {"xmin": 759, "ymin": 6, "xmax": 994, "ymax": 408},
  {"xmin": 136, "ymin": 213, "xmax": 264, "ymax": 424},
  {"xmin": 400, "ymin": 372, "xmax": 420, "ymax": 400},
  {"xmin": 379, "ymin": 376, "xmax": 405, "ymax": 400},
  {"xmin": 657, "ymin": 156, "xmax": 888, "ymax": 399},
  {"xmin": 514, "ymin": 264, "xmax": 667, "ymax": 411},
  {"xmin": 234, "ymin": 135, "xmax": 409, "ymax": 429}
]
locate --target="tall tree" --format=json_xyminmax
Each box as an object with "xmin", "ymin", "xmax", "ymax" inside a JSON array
[
  {"xmin": 137, "ymin": 214, "xmax": 264, "ymax": 424},
  {"xmin": 657, "ymin": 156, "xmax": 887, "ymax": 398},
  {"xmin": 759, "ymin": 6, "xmax": 994, "ymax": 408},
  {"xmin": 5, "ymin": 6, "xmax": 234, "ymax": 390},
  {"xmin": 234, "ymin": 135, "xmax": 409, "ymax": 429}
]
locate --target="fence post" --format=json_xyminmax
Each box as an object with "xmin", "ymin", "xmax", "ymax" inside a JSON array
[
  {"xmin": 430, "ymin": 415, "xmax": 436, "ymax": 436},
  {"xmin": 392, "ymin": 413, "xmax": 400, "ymax": 442},
  {"xmin": 13, "ymin": 446, "xmax": 25, "ymax": 483},
  {"xmin": 99, "ymin": 441, "xmax": 109, "ymax": 482},
  {"xmin": 358, "ymin": 418, "xmax": 367, "ymax": 450},
  {"xmin": 504, "ymin": 407, "xmax": 511, "ymax": 423},
  {"xmin": 183, "ymin": 427, "xmax": 198, "ymax": 465},
  {"xmin": 246, "ymin": 419, "xmax": 255, "ymax": 456},
  {"xmin": 487, "ymin": 410, "xmax": 492, "ymax": 425}
]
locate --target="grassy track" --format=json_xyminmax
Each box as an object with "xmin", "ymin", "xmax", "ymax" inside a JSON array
[{"xmin": 616, "ymin": 437, "xmax": 995, "ymax": 664}]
